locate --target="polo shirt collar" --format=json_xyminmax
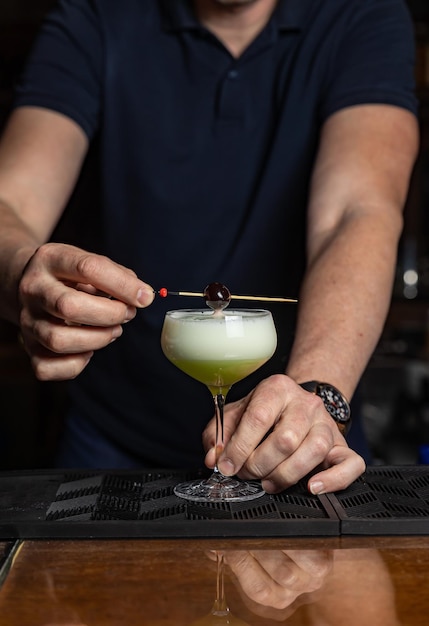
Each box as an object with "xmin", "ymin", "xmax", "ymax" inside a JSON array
[{"xmin": 160, "ymin": 0, "xmax": 312, "ymax": 33}]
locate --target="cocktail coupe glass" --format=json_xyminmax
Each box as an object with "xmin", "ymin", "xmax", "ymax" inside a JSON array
[
  {"xmin": 161, "ymin": 306, "xmax": 277, "ymax": 502},
  {"xmin": 188, "ymin": 552, "xmax": 250, "ymax": 626}
]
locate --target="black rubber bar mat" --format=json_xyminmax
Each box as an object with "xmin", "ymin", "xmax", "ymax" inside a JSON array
[
  {"xmin": 0, "ymin": 466, "xmax": 428, "ymax": 538},
  {"xmin": 326, "ymin": 466, "xmax": 429, "ymax": 535},
  {"xmin": 0, "ymin": 468, "xmax": 338, "ymax": 539}
]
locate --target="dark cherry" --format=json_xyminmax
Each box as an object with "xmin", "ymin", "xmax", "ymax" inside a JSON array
[{"xmin": 203, "ymin": 282, "xmax": 231, "ymax": 310}]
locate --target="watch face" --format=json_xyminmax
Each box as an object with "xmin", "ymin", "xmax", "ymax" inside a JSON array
[{"xmin": 318, "ymin": 384, "xmax": 350, "ymax": 423}]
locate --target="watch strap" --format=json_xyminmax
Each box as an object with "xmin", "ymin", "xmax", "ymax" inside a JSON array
[{"xmin": 299, "ymin": 380, "xmax": 322, "ymax": 394}]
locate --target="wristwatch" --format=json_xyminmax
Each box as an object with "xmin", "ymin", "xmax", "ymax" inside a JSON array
[{"xmin": 299, "ymin": 380, "xmax": 352, "ymax": 436}]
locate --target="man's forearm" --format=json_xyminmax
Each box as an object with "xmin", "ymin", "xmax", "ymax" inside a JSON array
[
  {"xmin": 285, "ymin": 209, "xmax": 402, "ymax": 399},
  {"xmin": 0, "ymin": 108, "xmax": 90, "ymax": 325},
  {"xmin": 0, "ymin": 200, "xmax": 41, "ymax": 325}
]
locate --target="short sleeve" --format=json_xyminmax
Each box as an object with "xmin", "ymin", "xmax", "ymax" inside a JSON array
[
  {"xmin": 13, "ymin": 0, "xmax": 103, "ymax": 140},
  {"xmin": 320, "ymin": 0, "xmax": 418, "ymax": 122}
]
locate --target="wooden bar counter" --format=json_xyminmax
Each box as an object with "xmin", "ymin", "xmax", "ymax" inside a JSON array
[{"xmin": 0, "ymin": 536, "xmax": 428, "ymax": 625}]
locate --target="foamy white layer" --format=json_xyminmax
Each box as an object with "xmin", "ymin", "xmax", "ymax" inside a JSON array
[{"xmin": 161, "ymin": 309, "xmax": 277, "ymax": 360}]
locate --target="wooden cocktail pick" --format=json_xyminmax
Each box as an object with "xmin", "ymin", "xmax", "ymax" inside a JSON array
[{"xmin": 156, "ymin": 286, "xmax": 297, "ymax": 304}]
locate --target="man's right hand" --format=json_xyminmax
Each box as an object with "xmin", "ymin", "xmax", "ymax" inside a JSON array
[
  {"xmin": 223, "ymin": 548, "xmax": 333, "ymax": 621},
  {"xmin": 18, "ymin": 242, "xmax": 154, "ymax": 381}
]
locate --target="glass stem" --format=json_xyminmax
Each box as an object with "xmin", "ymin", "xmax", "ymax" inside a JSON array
[
  {"xmin": 212, "ymin": 551, "xmax": 229, "ymax": 615},
  {"xmin": 214, "ymin": 393, "xmax": 225, "ymax": 474}
]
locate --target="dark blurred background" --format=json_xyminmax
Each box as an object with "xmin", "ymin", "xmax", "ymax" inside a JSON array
[{"xmin": 1, "ymin": 0, "xmax": 429, "ymax": 469}]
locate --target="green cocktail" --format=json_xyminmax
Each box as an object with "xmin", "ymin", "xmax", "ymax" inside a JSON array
[
  {"xmin": 161, "ymin": 308, "xmax": 277, "ymax": 502},
  {"xmin": 170, "ymin": 357, "xmax": 268, "ymax": 395}
]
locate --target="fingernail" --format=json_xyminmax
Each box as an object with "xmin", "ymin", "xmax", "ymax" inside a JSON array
[
  {"xmin": 137, "ymin": 287, "xmax": 154, "ymax": 307},
  {"xmin": 204, "ymin": 447, "xmax": 216, "ymax": 468},
  {"xmin": 111, "ymin": 326, "xmax": 123, "ymax": 339},
  {"xmin": 124, "ymin": 306, "xmax": 135, "ymax": 322},
  {"xmin": 218, "ymin": 458, "xmax": 235, "ymax": 476},
  {"xmin": 262, "ymin": 479, "xmax": 276, "ymax": 494},
  {"xmin": 309, "ymin": 481, "xmax": 325, "ymax": 495}
]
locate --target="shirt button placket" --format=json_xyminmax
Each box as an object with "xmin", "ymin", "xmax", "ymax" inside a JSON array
[{"xmin": 218, "ymin": 68, "xmax": 243, "ymax": 121}]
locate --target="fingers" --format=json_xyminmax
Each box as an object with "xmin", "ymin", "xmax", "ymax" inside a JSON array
[
  {"xmin": 19, "ymin": 309, "xmax": 120, "ymax": 380},
  {"xmin": 20, "ymin": 304, "xmax": 126, "ymax": 380},
  {"xmin": 18, "ymin": 243, "xmax": 155, "ymax": 381},
  {"xmin": 224, "ymin": 549, "xmax": 333, "ymax": 616},
  {"xmin": 307, "ymin": 445, "xmax": 366, "ymax": 495},
  {"xmin": 203, "ymin": 375, "xmax": 365, "ymax": 494},
  {"xmin": 26, "ymin": 344, "xmax": 95, "ymax": 381},
  {"xmin": 21, "ymin": 309, "xmax": 123, "ymax": 352},
  {"xmin": 239, "ymin": 398, "xmax": 329, "ymax": 486},
  {"xmin": 22, "ymin": 280, "xmax": 137, "ymax": 327},
  {"xmin": 226, "ymin": 550, "xmax": 296, "ymax": 611},
  {"xmin": 220, "ymin": 375, "xmax": 312, "ymax": 478},
  {"xmin": 204, "ymin": 375, "xmax": 289, "ymax": 475},
  {"xmin": 20, "ymin": 243, "xmax": 154, "ymax": 313}
]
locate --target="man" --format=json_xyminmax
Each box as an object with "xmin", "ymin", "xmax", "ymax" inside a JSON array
[{"xmin": 0, "ymin": 0, "xmax": 419, "ymax": 494}]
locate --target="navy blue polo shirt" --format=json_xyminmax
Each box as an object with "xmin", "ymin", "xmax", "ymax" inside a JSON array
[{"xmin": 15, "ymin": 0, "xmax": 417, "ymax": 467}]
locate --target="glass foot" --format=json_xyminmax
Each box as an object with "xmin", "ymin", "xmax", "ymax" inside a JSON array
[{"xmin": 174, "ymin": 472, "xmax": 265, "ymax": 502}]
